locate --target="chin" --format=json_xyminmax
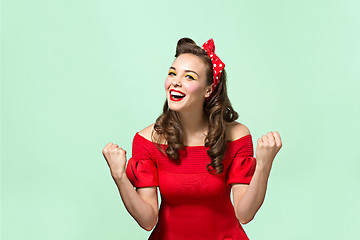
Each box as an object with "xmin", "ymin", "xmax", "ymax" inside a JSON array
[
  {"xmin": 167, "ymin": 98, "xmax": 184, "ymax": 111},
  {"xmin": 168, "ymin": 104, "xmax": 181, "ymax": 112},
  {"xmin": 168, "ymin": 103, "xmax": 188, "ymax": 113}
]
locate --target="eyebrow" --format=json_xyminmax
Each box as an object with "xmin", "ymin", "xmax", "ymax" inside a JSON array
[{"xmin": 169, "ymin": 67, "xmax": 199, "ymax": 77}]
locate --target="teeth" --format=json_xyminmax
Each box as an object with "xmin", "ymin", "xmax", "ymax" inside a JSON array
[{"xmin": 171, "ymin": 91, "xmax": 185, "ymax": 97}]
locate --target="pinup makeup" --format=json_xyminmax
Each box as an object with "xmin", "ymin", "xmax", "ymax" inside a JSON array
[{"xmin": 169, "ymin": 89, "xmax": 186, "ymax": 102}]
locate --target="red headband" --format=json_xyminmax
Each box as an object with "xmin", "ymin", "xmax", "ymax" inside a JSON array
[{"xmin": 202, "ymin": 38, "xmax": 225, "ymax": 91}]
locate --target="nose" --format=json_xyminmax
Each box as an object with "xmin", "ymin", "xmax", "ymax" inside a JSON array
[{"xmin": 172, "ymin": 77, "xmax": 182, "ymax": 87}]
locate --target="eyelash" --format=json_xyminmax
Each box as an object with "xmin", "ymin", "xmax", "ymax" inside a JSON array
[
  {"xmin": 168, "ymin": 72, "xmax": 195, "ymax": 80},
  {"xmin": 186, "ymin": 75, "xmax": 195, "ymax": 80},
  {"xmin": 168, "ymin": 71, "xmax": 176, "ymax": 76}
]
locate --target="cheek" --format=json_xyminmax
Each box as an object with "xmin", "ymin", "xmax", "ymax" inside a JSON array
[
  {"xmin": 183, "ymin": 82, "xmax": 203, "ymax": 94},
  {"xmin": 164, "ymin": 78, "xmax": 172, "ymax": 89}
]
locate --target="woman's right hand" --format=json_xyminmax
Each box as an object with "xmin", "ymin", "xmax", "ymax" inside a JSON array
[{"xmin": 102, "ymin": 142, "xmax": 127, "ymax": 179}]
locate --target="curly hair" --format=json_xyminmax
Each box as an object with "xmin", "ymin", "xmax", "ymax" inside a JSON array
[{"xmin": 151, "ymin": 37, "xmax": 239, "ymax": 174}]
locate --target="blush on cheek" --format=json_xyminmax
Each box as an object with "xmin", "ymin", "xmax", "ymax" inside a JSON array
[
  {"xmin": 184, "ymin": 83, "xmax": 202, "ymax": 94},
  {"xmin": 164, "ymin": 79, "xmax": 172, "ymax": 90}
]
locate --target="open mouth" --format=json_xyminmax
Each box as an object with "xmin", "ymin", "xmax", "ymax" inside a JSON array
[{"xmin": 169, "ymin": 89, "xmax": 186, "ymax": 102}]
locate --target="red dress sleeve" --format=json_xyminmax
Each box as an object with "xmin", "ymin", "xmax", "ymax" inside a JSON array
[
  {"xmin": 125, "ymin": 133, "xmax": 158, "ymax": 188},
  {"xmin": 226, "ymin": 135, "xmax": 257, "ymax": 185}
]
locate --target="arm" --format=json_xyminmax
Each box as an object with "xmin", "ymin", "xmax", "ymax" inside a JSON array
[
  {"xmin": 232, "ymin": 131, "xmax": 282, "ymax": 224},
  {"xmin": 113, "ymin": 173, "xmax": 158, "ymax": 231},
  {"xmin": 102, "ymin": 141, "xmax": 158, "ymax": 231},
  {"xmin": 232, "ymin": 162, "xmax": 272, "ymax": 224}
]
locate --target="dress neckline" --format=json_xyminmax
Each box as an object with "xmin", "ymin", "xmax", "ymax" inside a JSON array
[{"xmin": 135, "ymin": 132, "xmax": 251, "ymax": 148}]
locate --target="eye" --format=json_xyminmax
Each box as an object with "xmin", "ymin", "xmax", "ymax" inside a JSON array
[
  {"xmin": 185, "ymin": 74, "xmax": 195, "ymax": 80},
  {"xmin": 168, "ymin": 71, "xmax": 176, "ymax": 76}
]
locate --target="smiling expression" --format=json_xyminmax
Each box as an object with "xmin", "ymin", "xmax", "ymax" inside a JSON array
[{"xmin": 165, "ymin": 53, "xmax": 212, "ymax": 112}]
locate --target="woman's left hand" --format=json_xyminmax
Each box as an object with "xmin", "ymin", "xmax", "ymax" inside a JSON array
[{"xmin": 255, "ymin": 131, "xmax": 282, "ymax": 168}]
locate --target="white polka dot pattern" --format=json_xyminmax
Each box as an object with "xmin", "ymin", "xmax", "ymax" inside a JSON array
[{"xmin": 201, "ymin": 38, "xmax": 225, "ymax": 92}]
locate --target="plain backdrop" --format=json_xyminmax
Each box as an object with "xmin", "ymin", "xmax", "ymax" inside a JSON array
[{"xmin": 1, "ymin": 0, "xmax": 359, "ymax": 239}]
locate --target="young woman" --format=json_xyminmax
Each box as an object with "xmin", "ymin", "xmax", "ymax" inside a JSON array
[{"xmin": 103, "ymin": 37, "xmax": 282, "ymax": 240}]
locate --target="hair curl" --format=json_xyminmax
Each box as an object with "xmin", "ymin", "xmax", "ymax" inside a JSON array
[{"xmin": 152, "ymin": 37, "xmax": 238, "ymax": 174}]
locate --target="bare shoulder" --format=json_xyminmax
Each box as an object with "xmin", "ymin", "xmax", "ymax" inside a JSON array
[
  {"xmin": 138, "ymin": 123, "xmax": 164, "ymax": 144},
  {"xmin": 225, "ymin": 121, "xmax": 251, "ymax": 142},
  {"xmin": 138, "ymin": 123, "xmax": 156, "ymax": 141}
]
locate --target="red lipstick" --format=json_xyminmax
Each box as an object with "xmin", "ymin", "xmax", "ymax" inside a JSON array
[{"xmin": 169, "ymin": 89, "xmax": 186, "ymax": 102}]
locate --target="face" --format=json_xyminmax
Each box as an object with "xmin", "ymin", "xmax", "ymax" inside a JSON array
[{"xmin": 164, "ymin": 53, "xmax": 212, "ymax": 113}]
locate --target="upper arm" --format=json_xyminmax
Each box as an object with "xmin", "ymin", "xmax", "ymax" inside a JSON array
[
  {"xmin": 227, "ymin": 121, "xmax": 251, "ymax": 205},
  {"xmin": 231, "ymin": 183, "xmax": 249, "ymax": 207},
  {"xmin": 135, "ymin": 124, "xmax": 159, "ymax": 218},
  {"xmin": 136, "ymin": 187, "xmax": 159, "ymax": 218}
]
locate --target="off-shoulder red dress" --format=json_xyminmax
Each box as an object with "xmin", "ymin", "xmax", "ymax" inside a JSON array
[{"xmin": 125, "ymin": 132, "xmax": 257, "ymax": 240}]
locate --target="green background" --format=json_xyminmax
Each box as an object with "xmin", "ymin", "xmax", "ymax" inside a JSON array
[{"xmin": 2, "ymin": 0, "xmax": 359, "ymax": 239}]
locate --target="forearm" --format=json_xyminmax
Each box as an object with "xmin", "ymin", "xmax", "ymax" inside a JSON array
[
  {"xmin": 235, "ymin": 161, "xmax": 272, "ymax": 224},
  {"xmin": 113, "ymin": 173, "xmax": 157, "ymax": 231}
]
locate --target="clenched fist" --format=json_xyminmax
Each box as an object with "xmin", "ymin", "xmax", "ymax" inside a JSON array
[
  {"xmin": 102, "ymin": 142, "xmax": 127, "ymax": 179},
  {"xmin": 255, "ymin": 131, "xmax": 282, "ymax": 168}
]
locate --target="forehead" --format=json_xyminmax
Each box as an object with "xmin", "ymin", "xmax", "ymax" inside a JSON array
[{"xmin": 171, "ymin": 53, "xmax": 207, "ymax": 74}]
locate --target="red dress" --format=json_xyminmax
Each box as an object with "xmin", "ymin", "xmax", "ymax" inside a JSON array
[{"xmin": 125, "ymin": 132, "xmax": 257, "ymax": 240}]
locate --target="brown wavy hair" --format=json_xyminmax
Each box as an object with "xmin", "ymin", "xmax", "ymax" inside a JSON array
[{"xmin": 151, "ymin": 37, "xmax": 239, "ymax": 174}]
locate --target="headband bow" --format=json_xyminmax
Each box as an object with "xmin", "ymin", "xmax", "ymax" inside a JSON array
[{"xmin": 202, "ymin": 38, "xmax": 225, "ymax": 91}]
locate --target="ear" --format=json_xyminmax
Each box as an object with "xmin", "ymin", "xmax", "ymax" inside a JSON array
[{"xmin": 205, "ymin": 85, "xmax": 213, "ymax": 98}]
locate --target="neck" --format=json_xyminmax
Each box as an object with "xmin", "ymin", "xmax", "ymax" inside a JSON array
[{"xmin": 177, "ymin": 109, "xmax": 208, "ymax": 139}]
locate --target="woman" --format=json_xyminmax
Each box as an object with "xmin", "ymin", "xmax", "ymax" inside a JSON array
[{"xmin": 102, "ymin": 37, "xmax": 282, "ymax": 239}]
